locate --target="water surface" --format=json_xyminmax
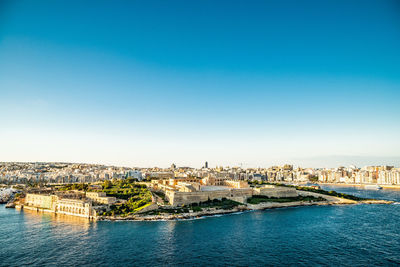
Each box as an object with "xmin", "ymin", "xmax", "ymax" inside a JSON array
[{"xmin": 1, "ymin": 186, "xmax": 400, "ymax": 266}]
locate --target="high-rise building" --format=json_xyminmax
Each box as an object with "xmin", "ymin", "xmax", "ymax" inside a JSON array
[{"xmin": 205, "ymin": 161, "xmax": 208, "ymax": 168}]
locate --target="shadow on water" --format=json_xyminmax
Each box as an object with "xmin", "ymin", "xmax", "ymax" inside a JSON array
[{"xmin": 20, "ymin": 208, "xmax": 94, "ymax": 228}]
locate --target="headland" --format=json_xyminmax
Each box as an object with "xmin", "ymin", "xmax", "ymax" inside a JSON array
[{"xmin": 8, "ymin": 178, "xmax": 392, "ymax": 221}]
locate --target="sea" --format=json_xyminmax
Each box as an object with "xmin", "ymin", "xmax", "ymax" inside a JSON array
[{"xmin": 1, "ymin": 185, "xmax": 400, "ymax": 266}]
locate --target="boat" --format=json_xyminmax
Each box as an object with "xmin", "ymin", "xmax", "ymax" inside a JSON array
[{"xmin": 364, "ymin": 184, "xmax": 382, "ymax": 190}]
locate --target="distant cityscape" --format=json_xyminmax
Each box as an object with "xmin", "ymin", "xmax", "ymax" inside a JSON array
[{"xmin": 1, "ymin": 162, "xmax": 399, "ymax": 186}]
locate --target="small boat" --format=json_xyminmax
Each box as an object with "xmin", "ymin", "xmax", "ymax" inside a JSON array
[{"xmin": 364, "ymin": 184, "xmax": 382, "ymax": 190}]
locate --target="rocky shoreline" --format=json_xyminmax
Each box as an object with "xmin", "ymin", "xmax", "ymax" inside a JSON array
[
  {"xmin": 6, "ymin": 188, "xmax": 394, "ymax": 222},
  {"xmin": 5, "ymin": 197, "xmax": 393, "ymax": 222},
  {"xmin": 0, "ymin": 188, "xmax": 18, "ymax": 205},
  {"xmin": 96, "ymin": 196, "xmax": 394, "ymax": 222}
]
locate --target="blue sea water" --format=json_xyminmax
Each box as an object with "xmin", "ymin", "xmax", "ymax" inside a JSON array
[{"xmin": 1, "ymin": 186, "xmax": 400, "ymax": 266}]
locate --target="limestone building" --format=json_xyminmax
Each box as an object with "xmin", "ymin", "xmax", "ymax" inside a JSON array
[
  {"xmin": 151, "ymin": 176, "xmax": 298, "ymax": 206},
  {"xmin": 21, "ymin": 192, "xmax": 116, "ymax": 219}
]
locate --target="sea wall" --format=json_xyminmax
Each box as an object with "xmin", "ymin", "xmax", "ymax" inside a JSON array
[{"xmin": 253, "ymin": 186, "xmax": 298, "ymax": 198}]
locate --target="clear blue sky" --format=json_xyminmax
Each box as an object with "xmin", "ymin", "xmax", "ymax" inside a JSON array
[{"xmin": 1, "ymin": 0, "xmax": 400, "ymax": 168}]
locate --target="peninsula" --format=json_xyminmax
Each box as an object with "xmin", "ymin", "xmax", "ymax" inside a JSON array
[{"xmin": 10, "ymin": 177, "xmax": 392, "ymax": 221}]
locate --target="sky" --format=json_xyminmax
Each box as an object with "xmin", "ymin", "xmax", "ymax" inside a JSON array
[{"xmin": 1, "ymin": 0, "xmax": 400, "ymax": 168}]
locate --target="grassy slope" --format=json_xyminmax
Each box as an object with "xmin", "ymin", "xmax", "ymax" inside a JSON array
[{"xmin": 249, "ymin": 182, "xmax": 366, "ymax": 201}]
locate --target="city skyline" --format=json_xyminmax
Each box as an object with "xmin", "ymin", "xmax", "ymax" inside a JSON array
[
  {"xmin": 1, "ymin": 0, "xmax": 400, "ymax": 168},
  {"xmin": 1, "ymin": 157, "xmax": 400, "ymax": 170}
]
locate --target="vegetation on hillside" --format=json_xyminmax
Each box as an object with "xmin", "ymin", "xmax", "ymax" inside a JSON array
[
  {"xmin": 248, "ymin": 181, "xmax": 366, "ymax": 201},
  {"xmin": 100, "ymin": 179, "xmax": 148, "ymax": 200},
  {"xmin": 58, "ymin": 183, "xmax": 89, "ymax": 191},
  {"xmin": 57, "ymin": 179, "xmax": 153, "ymax": 216},
  {"xmin": 294, "ymin": 186, "xmax": 366, "ymax": 201},
  {"xmin": 100, "ymin": 179, "xmax": 152, "ymax": 216},
  {"xmin": 247, "ymin": 195, "xmax": 325, "ymax": 205},
  {"xmin": 142, "ymin": 198, "xmax": 241, "ymax": 215}
]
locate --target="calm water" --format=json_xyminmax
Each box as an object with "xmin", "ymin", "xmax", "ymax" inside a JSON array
[{"xmin": 1, "ymin": 186, "xmax": 400, "ymax": 266}]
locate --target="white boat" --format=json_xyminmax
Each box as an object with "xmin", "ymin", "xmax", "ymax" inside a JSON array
[{"xmin": 364, "ymin": 184, "xmax": 382, "ymax": 190}]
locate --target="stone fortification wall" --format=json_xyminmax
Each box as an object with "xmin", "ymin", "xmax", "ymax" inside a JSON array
[
  {"xmin": 85, "ymin": 192, "xmax": 117, "ymax": 204},
  {"xmin": 253, "ymin": 186, "xmax": 298, "ymax": 198},
  {"xmin": 165, "ymin": 185, "xmax": 298, "ymax": 206},
  {"xmin": 166, "ymin": 188, "xmax": 253, "ymax": 206},
  {"xmin": 224, "ymin": 180, "xmax": 249, "ymax": 189}
]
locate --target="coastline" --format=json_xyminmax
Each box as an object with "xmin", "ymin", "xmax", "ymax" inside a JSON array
[
  {"xmin": 7, "ymin": 197, "xmax": 393, "ymax": 222},
  {"xmin": 8, "ymin": 188, "xmax": 395, "ymax": 222},
  {"xmin": 96, "ymin": 193, "xmax": 393, "ymax": 222},
  {"xmin": 320, "ymin": 183, "xmax": 400, "ymax": 189}
]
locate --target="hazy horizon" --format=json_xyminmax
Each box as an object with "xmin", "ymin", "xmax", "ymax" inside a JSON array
[
  {"xmin": 1, "ymin": 155, "xmax": 400, "ymax": 170},
  {"xmin": 1, "ymin": 0, "xmax": 400, "ymax": 167}
]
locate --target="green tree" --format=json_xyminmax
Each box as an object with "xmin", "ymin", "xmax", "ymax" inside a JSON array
[{"xmin": 103, "ymin": 180, "xmax": 112, "ymax": 189}]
